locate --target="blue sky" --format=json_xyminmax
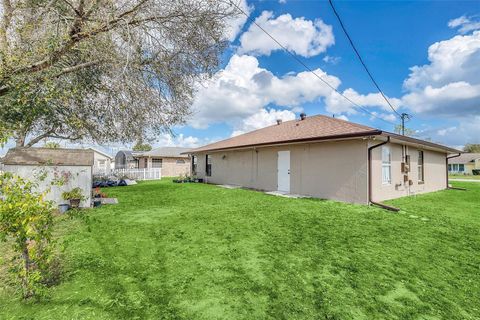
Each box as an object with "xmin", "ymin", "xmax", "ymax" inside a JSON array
[
  {"xmin": 3, "ymin": 0, "xmax": 480, "ymax": 155},
  {"xmin": 172, "ymin": 0, "xmax": 480, "ymax": 152}
]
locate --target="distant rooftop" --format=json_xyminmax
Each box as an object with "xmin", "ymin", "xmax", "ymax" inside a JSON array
[
  {"xmin": 2, "ymin": 148, "xmax": 94, "ymax": 166},
  {"xmin": 139, "ymin": 147, "xmax": 191, "ymax": 158},
  {"xmin": 448, "ymin": 153, "xmax": 480, "ymax": 164}
]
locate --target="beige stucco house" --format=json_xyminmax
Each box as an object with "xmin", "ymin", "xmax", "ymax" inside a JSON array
[
  {"xmin": 187, "ymin": 114, "xmax": 460, "ymax": 207},
  {"xmin": 89, "ymin": 148, "xmax": 113, "ymax": 174},
  {"xmin": 115, "ymin": 147, "xmax": 191, "ymax": 177},
  {"xmin": 448, "ymin": 153, "xmax": 480, "ymax": 175}
]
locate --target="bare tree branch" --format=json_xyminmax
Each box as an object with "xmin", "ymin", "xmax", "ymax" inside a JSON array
[{"xmin": 54, "ymin": 60, "xmax": 101, "ymax": 78}]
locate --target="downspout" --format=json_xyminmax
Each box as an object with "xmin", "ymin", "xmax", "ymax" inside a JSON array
[
  {"xmin": 446, "ymin": 153, "xmax": 466, "ymax": 191},
  {"xmin": 368, "ymin": 136, "xmax": 400, "ymax": 212}
]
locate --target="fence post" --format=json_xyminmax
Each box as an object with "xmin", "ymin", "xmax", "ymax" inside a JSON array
[{"xmin": 143, "ymin": 168, "xmax": 146, "ymax": 180}]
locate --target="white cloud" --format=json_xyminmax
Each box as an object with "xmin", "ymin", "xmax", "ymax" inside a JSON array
[
  {"xmin": 231, "ymin": 108, "xmax": 295, "ymax": 136},
  {"xmin": 414, "ymin": 117, "xmax": 480, "ymax": 147},
  {"xmin": 324, "ymin": 88, "xmax": 402, "ymax": 115},
  {"xmin": 238, "ymin": 11, "xmax": 334, "ymax": 57},
  {"xmin": 154, "ymin": 133, "xmax": 208, "ymax": 148},
  {"xmin": 401, "ymin": 30, "xmax": 480, "ymax": 118},
  {"xmin": 437, "ymin": 126, "xmax": 457, "ymax": 137},
  {"xmin": 323, "ymin": 55, "xmax": 341, "ymax": 64},
  {"xmin": 336, "ymin": 115, "xmax": 349, "ymax": 121},
  {"xmin": 190, "ymin": 54, "xmax": 341, "ymax": 129},
  {"xmin": 368, "ymin": 112, "xmax": 397, "ymax": 123},
  {"xmin": 224, "ymin": 0, "xmax": 252, "ymax": 41},
  {"xmin": 448, "ymin": 15, "xmax": 480, "ymax": 34}
]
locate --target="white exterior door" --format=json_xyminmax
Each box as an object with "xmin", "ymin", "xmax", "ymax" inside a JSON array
[{"xmin": 277, "ymin": 151, "xmax": 290, "ymax": 193}]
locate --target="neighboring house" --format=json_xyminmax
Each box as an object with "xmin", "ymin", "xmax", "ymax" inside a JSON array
[
  {"xmin": 187, "ymin": 114, "xmax": 460, "ymax": 205},
  {"xmin": 115, "ymin": 147, "xmax": 191, "ymax": 177},
  {"xmin": 89, "ymin": 148, "xmax": 114, "ymax": 173},
  {"xmin": 2, "ymin": 148, "xmax": 94, "ymax": 207},
  {"xmin": 115, "ymin": 150, "xmax": 139, "ymax": 169},
  {"xmin": 448, "ymin": 153, "xmax": 480, "ymax": 174}
]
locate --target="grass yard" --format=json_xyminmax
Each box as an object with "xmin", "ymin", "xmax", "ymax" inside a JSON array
[
  {"xmin": 449, "ymin": 174, "xmax": 480, "ymax": 180},
  {"xmin": 1, "ymin": 180, "xmax": 479, "ymax": 319}
]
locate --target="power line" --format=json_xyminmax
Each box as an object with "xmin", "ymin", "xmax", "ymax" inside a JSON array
[
  {"xmin": 328, "ymin": 0, "xmax": 401, "ymax": 118},
  {"xmin": 227, "ymin": 0, "xmax": 396, "ymax": 126}
]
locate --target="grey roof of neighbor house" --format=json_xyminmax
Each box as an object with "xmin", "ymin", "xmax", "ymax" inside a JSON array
[
  {"xmin": 187, "ymin": 114, "xmax": 460, "ymax": 154},
  {"xmin": 448, "ymin": 153, "xmax": 480, "ymax": 164},
  {"xmin": 138, "ymin": 147, "xmax": 191, "ymax": 158},
  {"xmin": 2, "ymin": 148, "xmax": 94, "ymax": 166}
]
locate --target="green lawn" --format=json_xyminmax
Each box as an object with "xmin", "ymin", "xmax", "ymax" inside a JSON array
[
  {"xmin": 1, "ymin": 180, "xmax": 479, "ymax": 319},
  {"xmin": 449, "ymin": 174, "xmax": 480, "ymax": 180}
]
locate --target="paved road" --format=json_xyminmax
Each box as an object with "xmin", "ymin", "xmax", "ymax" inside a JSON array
[{"xmin": 450, "ymin": 179, "xmax": 480, "ymax": 183}]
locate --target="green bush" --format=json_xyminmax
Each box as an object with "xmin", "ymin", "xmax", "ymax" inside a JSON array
[
  {"xmin": 472, "ymin": 169, "xmax": 480, "ymax": 176},
  {"xmin": 0, "ymin": 172, "xmax": 55, "ymax": 299},
  {"xmin": 62, "ymin": 187, "xmax": 85, "ymax": 200}
]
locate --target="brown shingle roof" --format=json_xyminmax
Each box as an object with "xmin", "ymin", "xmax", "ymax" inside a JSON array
[
  {"xmin": 2, "ymin": 148, "xmax": 94, "ymax": 166},
  {"xmin": 190, "ymin": 115, "xmax": 381, "ymax": 153},
  {"xmin": 448, "ymin": 153, "xmax": 480, "ymax": 164},
  {"xmin": 187, "ymin": 114, "xmax": 461, "ymax": 154}
]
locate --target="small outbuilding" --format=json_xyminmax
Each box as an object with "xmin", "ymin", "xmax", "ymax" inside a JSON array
[{"xmin": 2, "ymin": 148, "xmax": 94, "ymax": 208}]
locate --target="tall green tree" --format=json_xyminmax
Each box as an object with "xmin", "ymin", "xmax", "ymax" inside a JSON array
[
  {"xmin": 464, "ymin": 144, "xmax": 480, "ymax": 153},
  {"xmin": 394, "ymin": 124, "xmax": 416, "ymax": 137},
  {"xmin": 0, "ymin": 0, "xmax": 236, "ymax": 147},
  {"xmin": 133, "ymin": 141, "xmax": 152, "ymax": 152}
]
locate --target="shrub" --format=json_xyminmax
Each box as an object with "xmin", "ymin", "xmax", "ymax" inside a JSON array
[
  {"xmin": 472, "ymin": 169, "xmax": 480, "ymax": 176},
  {"xmin": 0, "ymin": 172, "xmax": 55, "ymax": 299},
  {"xmin": 62, "ymin": 187, "xmax": 85, "ymax": 201}
]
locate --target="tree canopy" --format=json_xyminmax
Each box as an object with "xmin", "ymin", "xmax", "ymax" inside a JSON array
[
  {"xmin": 0, "ymin": 0, "xmax": 236, "ymax": 147},
  {"xmin": 133, "ymin": 141, "xmax": 152, "ymax": 151},
  {"xmin": 464, "ymin": 144, "xmax": 480, "ymax": 153}
]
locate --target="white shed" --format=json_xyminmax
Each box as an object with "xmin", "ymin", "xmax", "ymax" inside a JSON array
[{"xmin": 2, "ymin": 148, "xmax": 94, "ymax": 208}]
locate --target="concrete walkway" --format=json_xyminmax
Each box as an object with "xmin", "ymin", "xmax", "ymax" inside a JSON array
[{"xmin": 450, "ymin": 179, "xmax": 480, "ymax": 183}]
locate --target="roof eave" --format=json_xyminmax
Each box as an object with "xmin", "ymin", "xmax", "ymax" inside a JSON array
[
  {"xmin": 187, "ymin": 130, "xmax": 382, "ymax": 154},
  {"xmin": 379, "ymin": 132, "xmax": 462, "ymax": 154}
]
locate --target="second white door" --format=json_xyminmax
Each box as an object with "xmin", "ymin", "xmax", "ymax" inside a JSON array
[{"xmin": 277, "ymin": 151, "xmax": 290, "ymax": 193}]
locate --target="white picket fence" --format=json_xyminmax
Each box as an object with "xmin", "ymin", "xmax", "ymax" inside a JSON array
[{"xmin": 93, "ymin": 168, "xmax": 162, "ymax": 181}]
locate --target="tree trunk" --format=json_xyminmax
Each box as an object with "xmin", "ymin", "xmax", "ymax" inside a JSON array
[
  {"xmin": 15, "ymin": 135, "xmax": 26, "ymax": 148},
  {"xmin": 21, "ymin": 243, "xmax": 34, "ymax": 299}
]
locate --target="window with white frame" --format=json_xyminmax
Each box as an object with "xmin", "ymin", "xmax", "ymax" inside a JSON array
[
  {"xmin": 449, "ymin": 164, "xmax": 465, "ymax": 172},
  {"xmin": 418, "ymin": 151, "xmax": 424, "ymax": 182},
  {"xmin": 382, "ymin": 146, "xmax": 391, "ymax": 185},
  {"xmin": 176, "ymin": 159, "xmax": 185, "ymax": 164},
  {"xmin": 152, "ymin": 159, "xmax": 162, "ymax": 168},
  {"xmin": 97, "ymin": 159, "xmax": 106, "ymax": 168}
]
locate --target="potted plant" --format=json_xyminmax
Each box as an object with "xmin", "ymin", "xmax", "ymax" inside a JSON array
[{"xmin": 62, "ymin": 187, "xmax": 85, "ymax": 209}]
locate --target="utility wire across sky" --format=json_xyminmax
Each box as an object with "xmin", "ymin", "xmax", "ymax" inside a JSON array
[
  {"xmin": 328, "ymin": 0, "xmax": 402, "ymax": 118},
  {"xmin": 228, "ymin": 0, "xmax": 397, "ymax": 127}
]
